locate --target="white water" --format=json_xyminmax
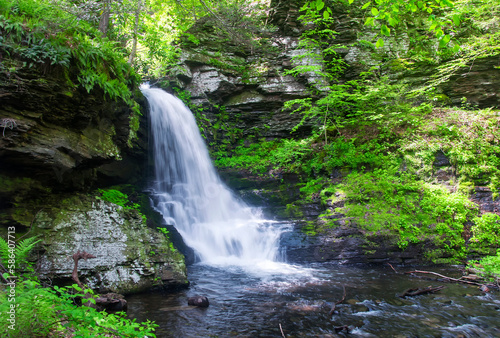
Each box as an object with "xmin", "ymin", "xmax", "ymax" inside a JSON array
[{"xmin": 142, "ymin": 86, "xmax": 287, "ymax": 269}]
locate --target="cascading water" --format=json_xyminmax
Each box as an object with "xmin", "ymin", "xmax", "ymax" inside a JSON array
[{"xmin": 141, "ymin": 85, "xmax": 286, "ymax": 268}]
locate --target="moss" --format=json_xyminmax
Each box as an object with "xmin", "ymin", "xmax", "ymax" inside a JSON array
[{"xmin": 127, "ymin": 112, "xmax": 140, "ymax": 148}]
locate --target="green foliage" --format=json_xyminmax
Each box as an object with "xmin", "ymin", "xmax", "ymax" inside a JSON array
[
  {"xmin": 337, "ymin": 167, "xmax": 477, "ymax": 261},
  {"xmin": 157, "ymin": 227, "xmax": 178, "ymax": 253},
  {"xmin": 218, "ymin": 106, "xmax": 500, "ymax": 263},
  {"xmin": 469, "ymin": 213, "xmax": 500, "ymax": 251},
  {"xmin": 469, "ymin": 250, "xmax": 500, "ymax": 282},
  {"xmin": 355, "ymin": 0, "xmax": 460, "ymax": 51},
  {"xmin": 98, "ymin": 189, "xmax": 129, "ymax": 207},
  {"xmin": 97, "ymin": 189, "xmax": 147, "ymax": 222},
  {"xmin": 0, "ymin": 0, "xmax": 140, "ymax": 110},
  {"xmin": 0, "ymin": 281, "xmax": 158, "ymax": 337},
  {"xmin": 0, "ymin": 236, "xmax": 40, "ymax": 275}
]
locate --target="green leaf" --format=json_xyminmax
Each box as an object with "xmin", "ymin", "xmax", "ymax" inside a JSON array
[
  {"xmin": 439, "ymin": 34, "xmax": 451, "ymax": 48},
  {"xmin": 376, "ymin": 38, "xmax": 384, "ymax": 48},
  {"xmin": 388, "ymin": 17, "xmax": 398, "ymax": 27},
  {"xmin": 323, "ymin": 11, "xmax": 330, "ymax": 19},
  {"xmin": 371, "ymin": 7, "xmax": 379, "ymax": 16},
  {"xmin": 362, "ymin": 2, "xmax": 371, "ymax": 9},
  {"xmin": 452, "ymin": 14, "xmax": 461, "ymax": 26},
  {"xmin": 381, "ymin": 24, "xmax": 391, "ymax": 36},
  {"xmin": 316, "ymin": 0, "xmax": 325, "ymax": 11},
  {"xmin": 364, "ymin": 17, "xmax": 375, "ymax": 26}
]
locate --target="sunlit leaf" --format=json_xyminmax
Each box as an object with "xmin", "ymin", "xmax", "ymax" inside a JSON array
[
  {"xmin": 362, "ymin": 2, "xmax": 371, "ymax": 9},
  {"xmin": 316, "ymin": 0, "xmax": 325, "ymax": 11},
  {"xmin": 376, "ymin": 38, "xmax": 384, "ymax": 48},
  {"xmin": 371, "ymin": 7, "xmax": 379, "ymax": 16},
  {"xmin": 365, "ymin": 17, "xmax": 375, "ymax": 26},
  {"xmin": 388, "ymin": 17, "xmax": 398, "ymax": 27},
  {"xmin": 381, "ymin": 25, "xmax": 391, "ymax": 36}
]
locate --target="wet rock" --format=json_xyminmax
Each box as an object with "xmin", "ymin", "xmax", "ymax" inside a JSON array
[
  {"xmin": 188, "ymin": 295, "xmax": 210, "ymax": 308},
  {"xmin": 96, "ymin": 293, "xmax": 128, "ymax": 312},
  {"xmin": 433, "ymin": 150, "xmax": 451, "ymax": 167}
]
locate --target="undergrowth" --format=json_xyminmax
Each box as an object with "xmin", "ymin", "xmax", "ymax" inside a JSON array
[{"xmin": 0, "ymin": 0, "xmax": 141, "ymax": 113}]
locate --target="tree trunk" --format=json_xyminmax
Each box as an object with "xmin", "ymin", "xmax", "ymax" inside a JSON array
[
  {"xmin": 98, "ymin": 0, "xmax": 111, "ymax": 37},
  {"xmin": 128, "ymin": 0, "xmax": 142, "ymax": 65}
]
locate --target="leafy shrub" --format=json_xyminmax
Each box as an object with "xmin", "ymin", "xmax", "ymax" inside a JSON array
[
  {"xmin": 469, "ymin": 213, "xmax": 500, "ymax": 253},
  {"xmin": 0, "ymin": 280, "xmax": 158, "ymax": 337}
]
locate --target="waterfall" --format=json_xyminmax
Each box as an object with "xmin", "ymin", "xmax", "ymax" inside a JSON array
[{"xmin": 142, "ymin": 86, "xmax": 285, "ymax": 267}]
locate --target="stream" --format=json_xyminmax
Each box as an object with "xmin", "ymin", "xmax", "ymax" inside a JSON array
[{"xmin": 127, "ymin": 258, "xmax": 500, "ymax": 337}]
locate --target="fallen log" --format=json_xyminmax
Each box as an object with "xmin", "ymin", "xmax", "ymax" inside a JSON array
[{"xmin": 399, "ymin": 285, "xmax": 445, "ymax": 298}]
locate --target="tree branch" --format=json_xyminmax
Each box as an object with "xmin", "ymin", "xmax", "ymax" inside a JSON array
[{"xmin": 406, "ymin": 270, "xmax": 484, "ymax": 286}]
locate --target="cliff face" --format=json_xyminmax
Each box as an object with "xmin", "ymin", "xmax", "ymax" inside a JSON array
[
  {"xmin": 166, "ymin": 0, "xmax": 500, "ymax": 147},
  {"xmin": 0, "ymin": 58, "xmax": 188, "ymax": 292}
]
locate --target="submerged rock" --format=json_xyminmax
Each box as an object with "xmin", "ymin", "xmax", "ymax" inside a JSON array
[{"xmin": 188, "ymin": 295, "xmax": 210, "ymax": 308}]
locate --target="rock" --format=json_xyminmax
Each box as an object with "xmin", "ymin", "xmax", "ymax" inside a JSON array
[
  {"xmin": 433, "ymin": 150, "xmax": 451, "ymax": 167},
  {"xmin": 187, "ymin": 295, "xmax": 210, "ymax": 308},
  {"xmin": 96, "ymin": 293, "xmax": 128, "ymax": 312},
  {"xmin": 33, "ymin": 195, "xmax": 188, "ymax": 294},
  {"xmin": 480, "ymin": 285, "xmax": 490, "ymax": 293}
]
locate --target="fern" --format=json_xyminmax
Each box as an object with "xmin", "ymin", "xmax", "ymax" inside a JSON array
[{"xmin": 0, "ymin": 236, "xmax": 41, "ymax": 271}]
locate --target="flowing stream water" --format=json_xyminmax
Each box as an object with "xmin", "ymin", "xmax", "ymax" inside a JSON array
[{"xmin": 133, "ymin": 86, "xmax": 500, "ymax": 337}]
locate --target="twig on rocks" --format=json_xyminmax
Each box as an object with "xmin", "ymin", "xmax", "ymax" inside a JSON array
[
  {"xmin": 329, "ymin": 285, "xmax": 346, "ymax": 316},
  {"xmin": 387, "ymin": 263, "xmax": 399, "ymax": 274}
]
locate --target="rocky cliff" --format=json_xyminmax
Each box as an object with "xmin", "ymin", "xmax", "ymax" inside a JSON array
[
  {"xmin": 0, "ymin": 58, "xmax": 188, "ymax": 292},
  {"xmin": 164, "ymin": 0, "xmax": 500, "ymax": 148}
]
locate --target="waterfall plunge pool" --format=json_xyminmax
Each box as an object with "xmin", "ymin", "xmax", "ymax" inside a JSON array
[{"xmin": 127, "ymin": 256, "xmax": 500, "ymax": 337}]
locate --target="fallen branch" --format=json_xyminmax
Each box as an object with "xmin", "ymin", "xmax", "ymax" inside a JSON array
[
  {"xmin": 399, "ymin": 285, "xmax": 445, "ymax": 298},
  {"xmin": 71, "ymin": 251, "xmax": 127, "ymax": 311},
  {"xmin": 387, "ymin": 263, "xmax": 399, "ymax": 274},
  {"xmin": 329, "ymin": 285, "xmax": 346, "ymax": 316},
  {"xmin": 406, "ymin": 270, "xmax": 484, "ymax": 286},
  {"xmin": 279, "ymin": 323, "xmax": 286, "ymax": 338}
]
